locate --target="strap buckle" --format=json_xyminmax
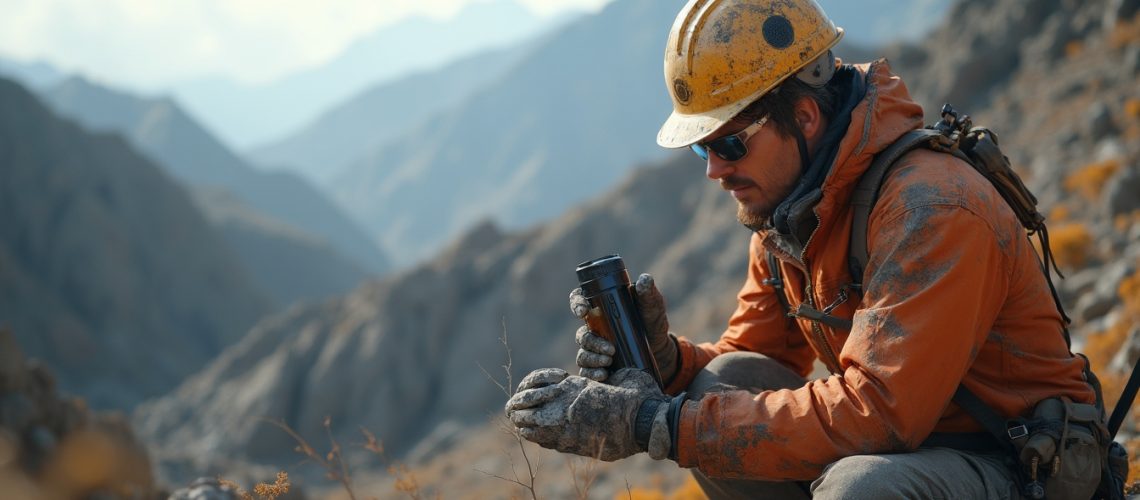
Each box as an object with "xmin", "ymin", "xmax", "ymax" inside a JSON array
[{"xmin": 1007, "ymin": 424, "xmax": 1029, "ymax": 440}]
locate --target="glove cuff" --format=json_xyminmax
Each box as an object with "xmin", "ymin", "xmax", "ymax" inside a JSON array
[
  {"xmin": 634, "ymin": 397, "xmax": 666, "ymax": 451},
  {"xmin": 665, "ymin": 392, "xmax": 687, "ymax": 461}
]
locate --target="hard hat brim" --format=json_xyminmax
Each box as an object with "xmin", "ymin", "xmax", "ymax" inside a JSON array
[
  {"xmin": 656, "ymin": 27, "xmax": 845, "ymax": 149},
  {"xmin": 656, "ymin": 100, "xmax": 753, "ymax": 149}
]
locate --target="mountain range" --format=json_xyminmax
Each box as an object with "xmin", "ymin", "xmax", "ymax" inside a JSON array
[
  {"xmin": 0, "ymin": 77, "xmax": 270, "ymax": 409},
  {"xmin": 170, "ymin": 0, "xmax": 567, "ymax": 150},
  {"xmin": 250, "ymin": 44, "xmax": 531, "ymax": 184},
  {"xmin": 38, "ymin": 77, "xmax": 389, "ymax": 304}
]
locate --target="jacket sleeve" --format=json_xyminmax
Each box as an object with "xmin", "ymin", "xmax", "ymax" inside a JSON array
[
  {"xmin": 674, "ymin": 202, "xmax": 1010, "ymax": 480},
  {"xmin": 665, "ymin": 233, "xmax": 816, "ymax": 394}
]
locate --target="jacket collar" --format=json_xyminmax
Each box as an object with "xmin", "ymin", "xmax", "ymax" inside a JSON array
[{"xmin": 761, "ymin": 60, "xmax": 926, "ymax": 264}]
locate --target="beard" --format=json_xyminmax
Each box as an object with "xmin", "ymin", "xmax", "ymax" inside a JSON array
[{"xmin": 737, "ymin": 201, "xmax": 773, "ymax": 232}]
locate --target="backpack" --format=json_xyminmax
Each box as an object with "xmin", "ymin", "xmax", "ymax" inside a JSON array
[{"xmin": 765, "ymin": 104, "xmax": 1131, "ymax": 499}]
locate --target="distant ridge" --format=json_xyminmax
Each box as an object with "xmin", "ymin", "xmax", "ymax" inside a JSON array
[
  {"xmin": 41, "ymin": 76, "xmax": 391, "ymax": 286},
  {"xmin": 0, "ymin": 77, "xmax": 270, "ymax": 409}
]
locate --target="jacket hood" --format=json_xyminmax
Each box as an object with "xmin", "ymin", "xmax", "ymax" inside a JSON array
[{"xmin": 812, "ymin": 60, "xmax": 926, "ymax": 228}]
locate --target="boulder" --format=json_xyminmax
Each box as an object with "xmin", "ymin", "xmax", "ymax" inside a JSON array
[
  {"xmin": 1085, "ymin": 101, "xmax": 1117, "ymax": 140},
  {"xmin": 1074, "ymin": 260, "xmax": 1136, "ymax": 322},
  {"xmin": 1104, "ymin": 164, "xmax": 1140, "ymax": 217}
]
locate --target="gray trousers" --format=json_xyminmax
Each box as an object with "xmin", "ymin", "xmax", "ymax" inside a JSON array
[{"xmin": 687, "ymin": 352, "xmax": 1020, "ymax": 500}]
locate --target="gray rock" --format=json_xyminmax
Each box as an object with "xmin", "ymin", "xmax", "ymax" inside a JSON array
[
  {"xmin": 1076, "ymin": 289, "xmax": 1120, "ymax": 322},
  {"xmin": 168, "ymin": 478, "xmax": 240, "ymax": 500},
  {"xmin": 1075, "ymin": 260, "xmax": 1136, "ymax": 322},
  {"xmin": 25, "ymin": 360, "xmax": 56, "ymax": 398},
  {"xmin": 1062, "ymin": 266, "xmax": 1103, "ymax": 301},
  {"xmin": 1103, "ymin": 165, "xmax": 1140, "ymax": 217},
  {"xmin": 25, "ymin": 425, "xmax": 57, "ymax": 472},
  {"xmin": 1095, "ymin": 138, "xmax": 1127, "ymax": 163},
  {"xmin": 1110, "ymin": 325, "xmax": 1140, "ymax": 375},
  {"xmin": 1125, "ymin": 42, "xmax": 1140, "ymax": 77},
  {"xmin": 1085, "ymin": 102, "xmax": 1117, "ymax": 140},
  {"xmin": 0, "ymin": 393, "xmax": 37, "ymax": 432},
  {"xmin": 0, "ymin": 331, "xmax": 25, "ymax": 391}
]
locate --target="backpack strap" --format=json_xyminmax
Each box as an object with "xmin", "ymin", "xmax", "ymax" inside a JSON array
[
  {"xmin": 848, "ymin": 128, "xmax": 946, "ymax": 286},
  {"xmin": 761, "ymin": 252, "xmax": 795, "ymax": 328}
]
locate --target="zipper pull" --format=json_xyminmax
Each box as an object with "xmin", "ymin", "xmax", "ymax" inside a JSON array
[{"xmin": 791, "ymin": 304, "xmax": 854, "ymax": 331}]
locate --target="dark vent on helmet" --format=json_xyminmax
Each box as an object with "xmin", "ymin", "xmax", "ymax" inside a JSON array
[{"xmin": 763, "ymin": 16, "xmax": 795, "ymax": 49}]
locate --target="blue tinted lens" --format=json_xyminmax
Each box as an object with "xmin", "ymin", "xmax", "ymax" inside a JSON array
[
  {"xmin": 690, "ymin": 143, "xmax": 709, "ymax": 161},
  {"xmin": 710, "ymin": 136, "xmax": 747, "ymax": 161}
]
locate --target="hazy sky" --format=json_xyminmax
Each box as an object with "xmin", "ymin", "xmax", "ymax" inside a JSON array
[{"xmin": 0, "ymin": 0, "xmax": 612, "ymax": 88}]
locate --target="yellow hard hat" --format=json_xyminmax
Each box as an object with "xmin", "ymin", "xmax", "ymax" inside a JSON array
[{"xmin": 656, "ymin": 0, "xmax": 845, "ymax": 148}]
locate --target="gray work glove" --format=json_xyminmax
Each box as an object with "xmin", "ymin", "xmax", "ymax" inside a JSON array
[
  {"xmin": 570, "ymin": 273, "xmax": 679, "ymax": 383},
  {"xmin": 505, "ymin": 367, "xmax": 671, "ymax": 461}
]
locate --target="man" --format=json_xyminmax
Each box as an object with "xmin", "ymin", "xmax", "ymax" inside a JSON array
[{"xmin": 505, "ymin": 0, "xmax": 1103, "ymax": 498}]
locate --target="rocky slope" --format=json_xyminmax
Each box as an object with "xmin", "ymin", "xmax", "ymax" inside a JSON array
[
  {"xmin": 0, "ymin": 77, "xmax": 270, "ymax": 409},
  {"xmin": 250, "ymin": 45, "xmax": 529, "ymax": 183},
  {"xmin": 135, "ymin": 0, "xmax": 1140, "ymax": 495},
  {"xmin": 191, "ymin": 188, "xmax": 371, "ymax": 306}
]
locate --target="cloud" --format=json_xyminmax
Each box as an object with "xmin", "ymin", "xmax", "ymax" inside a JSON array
[{"xmin": 0, "ymin": 0, "xmax": 611, "ymax": 89}]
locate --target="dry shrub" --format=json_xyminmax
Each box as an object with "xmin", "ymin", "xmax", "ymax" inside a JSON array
[
  {"xmin": 1064, "ymin": 159, "xmax": 1121, "ymax": 199},
  {"xmin": 1047, "ymin": 223, "xmax": 1094, "ymax": 269},
  {"xmin": 218, "ymin": 472, "xmax": 290, "ymax": 500}
]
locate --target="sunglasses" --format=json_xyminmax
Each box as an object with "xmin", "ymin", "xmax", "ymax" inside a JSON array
[{"xmin": 690, "ymin": 115, "xmax": 770, "ymax": 162}]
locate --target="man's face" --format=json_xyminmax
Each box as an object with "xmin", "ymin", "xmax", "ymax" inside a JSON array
[{"xmin": 701, "ymin": 118, "xmax": 803, "ymax": 230}]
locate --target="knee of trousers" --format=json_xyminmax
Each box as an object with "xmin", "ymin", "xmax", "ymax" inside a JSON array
[
  {"xmin": 687, "ymin": 352, "xmax": 805, "ymax": 400},
  {"xmin": 810, "ymin": 455, "xmax": 924, "ymax": 500}
]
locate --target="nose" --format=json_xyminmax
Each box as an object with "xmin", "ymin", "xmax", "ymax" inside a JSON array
[{"xmin": 705, "ymin": 154, "xmax": 734, "ymax": 181}]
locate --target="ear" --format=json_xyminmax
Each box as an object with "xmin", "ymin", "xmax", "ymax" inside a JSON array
[{"xmin": 794, "ymin": 96, "xmax": 827, "ymax": 144}]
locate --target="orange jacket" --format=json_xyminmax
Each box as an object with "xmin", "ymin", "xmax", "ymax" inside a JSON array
[{"xmin": 666, "ymin": 61, "xmax": 1095, "ymax": 480}]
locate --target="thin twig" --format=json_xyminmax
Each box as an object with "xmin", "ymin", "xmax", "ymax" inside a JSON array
[
  {"xmin": 477, "ymin": 321, "xmax": 540, "ymax": 500},
  {"xmin": 324, "ymin": 416, "xmax": 356, "ymax": 500},
  {"xmin": 262, "ymin": 417, "xmax": 357, "ymax": 500},
  {"xmin": 567, "ymin": 438, "xmax": 605, "ymax": 499}
]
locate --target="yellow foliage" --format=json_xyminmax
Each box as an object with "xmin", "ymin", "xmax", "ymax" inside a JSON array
[
  {"xmin": 1049, "ymin": 204, "xmax": 1072, "ymax": 222},
  {"xmin": 669, "ymin": 476, "xmax": 708, "ymax": 500},
  {"xmin": 1085, "ymin": 329, "xmax": 1124, "ymax": 374},
  {"xmin": 217, "ymin": 472, "xmax": 289, "ymax": 500},
  {"xmin": 1114, "ymin": 211, "xmax": 1139, "ymax": 232},
  {"xmin": 1126, "ymin": 99, "xmax": 1140, "ymax": 120},
  {"xmin": 620, "ymin": 476, "xmax": 707, "ymax": 500},
  {"xmin": 1110, "ymin": 12, "xmax": 1140, "ymax": 49},
  {"xmin": 253, "ymin": 472, "xmax": 290, "ymax": 500},
  {"xmin": 1048, "ymin": 223, "xmax": 1094, "ymax": 269},
  {"xmin": 1064, "ymin": 159, "xmax": 1121, "ymax": 199},
  {"xmin": 626, "ymin": 489, "xmax": 667, "ymax": 500},
  {"xmin": 1065, "ymin": 40, "xmax": 1085, "ymax": 58}
]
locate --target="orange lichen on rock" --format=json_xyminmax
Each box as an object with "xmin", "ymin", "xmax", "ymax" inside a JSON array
[{"xmin": 1064, "ymin": 159, "xmax": 1122, "ymax": 200}]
